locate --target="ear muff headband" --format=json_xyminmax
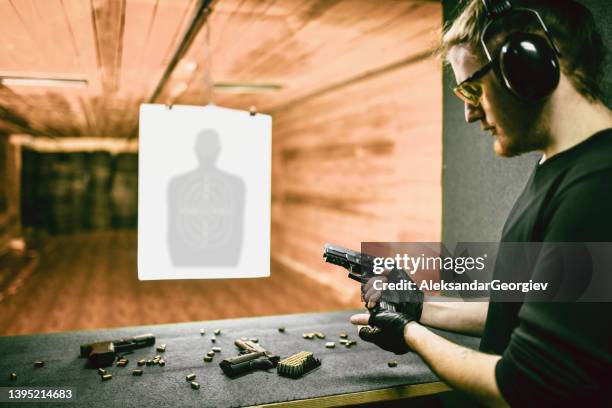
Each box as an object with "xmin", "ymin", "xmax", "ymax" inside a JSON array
[
  {"xmin": 482, "ymin": 0, "xmax": 512, "ymax": 19},
  {"xmin": 480, "ymin": 0, "xmax": 561, "ymax": 101}
]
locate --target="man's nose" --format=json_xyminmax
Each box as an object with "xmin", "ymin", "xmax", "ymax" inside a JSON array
[{"xmin": 464, "ymin": 102, "xmax": 484, "ymax": 123}]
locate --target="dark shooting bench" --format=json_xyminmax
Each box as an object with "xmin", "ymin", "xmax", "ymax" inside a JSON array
[{"xmin": 0, "ymin": 310, "xmax": 480, "ymax": 407}]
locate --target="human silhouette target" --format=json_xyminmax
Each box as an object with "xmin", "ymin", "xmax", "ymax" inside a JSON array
[{"xmin": 167, "ymin": 129, "xmax": 245, "ymax": 266}]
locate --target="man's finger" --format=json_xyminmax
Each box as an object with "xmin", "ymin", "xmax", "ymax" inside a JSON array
[
  {"xmin": 363, "ymin": 278, "xmax": 374, "ymax": 292},
  {"xmin": 383, "ymin": 267, "xmax": 392, "ymax": 277},
  {"xmin": 350, "ymin": 313, "xmax": 370, "ymax": 325},
  {"xmin": 364, "ymin": 286, "xmax": 382, "ymax": 303},
  {"xmin": 364, "ymin": 276, "xmax": 386, "ymax": 299},
  {"xmin": 358, "ymin": 326, "xmax": 377, "ymax": 342},
  {"xmin": 364, "ymin": 275, "xmax": 387, "ymax": 292}
]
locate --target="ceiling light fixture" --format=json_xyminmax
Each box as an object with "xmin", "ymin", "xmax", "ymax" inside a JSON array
[
  {"xmin": 0, "ymin": 76, "xmax": 88, "ymax": 88},
  {"xmin": 213, "ymin": 83, "xmax": 283, "ymax": 93}
]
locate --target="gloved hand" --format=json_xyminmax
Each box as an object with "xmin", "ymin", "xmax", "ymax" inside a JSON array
[
  {"xmin": 362, "ymin": 268, "xmax": 424, "ymax": 320},
  {"xmin": 357, "ymin": 307, "xmax": 416, "ymax": 355}
]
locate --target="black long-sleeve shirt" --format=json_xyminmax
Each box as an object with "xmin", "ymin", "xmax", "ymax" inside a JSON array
[{"xmin": 479, "ymin": 128, "xmax": 612, "ymax": 407}]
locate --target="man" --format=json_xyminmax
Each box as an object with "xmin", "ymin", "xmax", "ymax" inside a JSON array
[{"xmin": 350, "ymin": 0, "xmax": 612, "ymax": 406}]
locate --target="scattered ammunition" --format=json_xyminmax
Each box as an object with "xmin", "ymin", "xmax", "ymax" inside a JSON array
[
  {"xmin": 278, "ymin": 327, "xmax": 286, "ymax": 333},
  {"xmin": 186, "ymin": 373, "xmax": 196, "ymax": 381},
  {"xmin": 98, "ymin": 368, "xmax": 107, "ymax": 376},
  {"xmin": 339, "ymin": 333, "xmax": 348, "ymax": 339},
  {"xmin": 249, "ymin": 338, "xmax": 258, "ymax": 343},
  {"xmin": 388, "ymin": 360, "xmax": 398, "ymax": 368},
  {"xmin": 207, "ymin": 351, "xmax": 215, "ymax": 357},
  {"xmin": 200, "ymin": 329, "xmax": 205, "ymax": 336},
  {"xmin": 211, "ymin": 337, "xmax": 216, "ymax": 343},
  {"xmin": 132, "ymin": 369, "xmax": 143, "ymax": 376},
  {"xmin": 345, "ymin": 340, "xmax": 357, "ymax": 347},
  {"xmin": 325, "ymin": 342, "xmax": 335, "ymax": 348},
  {"xmin": 34, "ymin": 361, "xmax": 44, "ymax": 368},
  {"xmin": 212, "ymin": 347, "xmax": 221, "ymax": 353},
  {"xmin": 116, "ymin": 360, "xmax": 128, "ymax": 367},
  {"xmin": 191, "ymin": 381, "xmax": 200, "ymax": 390},
  {"xmin": 302, "ymin": 333, "xmax": 315, "ymax": 339},
  {"xmin": 156, "ymin": 344, "xmax": 166, "ymax": 352},
  {"xmin": 315, "ymin": 332, "xmax": 326, "ymax": 339},
  {"xmin": 159, "ymin": 359, "xmax": 166, "ymax": 366},
  {"xmin": 213, "ymin": 329, "xmax": 221, "ymax": 335},
  {"xmin": 9, "ymin": 372, "xmax": 17, "ymax": 380},
  {"xmin": 146, "ymin": 360, "xmax": 153, "ymax": 366},
  {"xmin": 137, "ymin": 359, "xmax": 146, "ymax": 366},
  {"xmin": 339, "ymin": 339, "xmax": 349, "ymax": 345},
  {"xmin": 102, "ymin": 374, "xmax": 112, "ymax": 381},
  {"xmin": 119, "ymin": 358, "xmax": 129, "ymax": 364},
  {"xmin": 203, "ymin": 356, "xmax": 213, "ymax": 362},
  {"xmin": 277, "ymin": 351, "xmax": 321, "ymax": 379}
]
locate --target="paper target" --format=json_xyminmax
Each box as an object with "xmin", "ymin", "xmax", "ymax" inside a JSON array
[{"xmin": 138, "ymin": 104, "xmax": 271, "ymax": 280}]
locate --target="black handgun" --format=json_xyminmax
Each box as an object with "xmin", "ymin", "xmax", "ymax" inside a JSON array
[
  {"xmin": 219, "ymin": 339, "xmax": 280, "ymax": 377},
  {"xmin": 80, "ymin": 333, "xmax": 155, "ymax": 368},
  {"xmin": 323, "ymin": 243, "xmax": 398, "ymax": 313}
]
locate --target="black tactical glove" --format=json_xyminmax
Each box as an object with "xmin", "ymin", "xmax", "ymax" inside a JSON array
[
  {"xmin": 362, "ymin": 268, "xmax": 424, "ymax": 321},
  {"xmin": 358, "ymin": 307, "xmax": 416, "ymax": 355},
  {"xmin": 387, "ymin": 267, "xmax": 424, "ymax": 320}
]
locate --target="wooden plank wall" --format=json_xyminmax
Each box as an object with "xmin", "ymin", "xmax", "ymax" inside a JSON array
[{"xmin": 271, "ymin": 56, "xmax": 442, "ymax": 305}]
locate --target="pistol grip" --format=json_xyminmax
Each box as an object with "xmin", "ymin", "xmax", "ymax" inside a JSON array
[{"xmin": 86, "ymin": 342, "xmax": 116, "ymax": 368}]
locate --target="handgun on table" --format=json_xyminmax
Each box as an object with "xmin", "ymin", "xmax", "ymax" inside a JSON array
[
  {"xmin": 80, "ymin": 333, "xmax": 155, "ymax": 368},
  {"xmin": 323, "ymin": 243, "xmax": 398, "ymax": 314},
  {"xmin": 219, "ymin": 339, "xmax": 280, "ymax": 377}
]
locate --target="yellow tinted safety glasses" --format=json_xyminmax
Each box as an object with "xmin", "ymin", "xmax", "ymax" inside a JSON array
[{"xmin": 453, "ymin": 61, "xmax": 493, "ymax": 106}]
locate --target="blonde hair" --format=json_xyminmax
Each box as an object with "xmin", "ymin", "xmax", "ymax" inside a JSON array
[{"xmin": 437, "ymin": 0, "xmax": 489, "ymax": 60}]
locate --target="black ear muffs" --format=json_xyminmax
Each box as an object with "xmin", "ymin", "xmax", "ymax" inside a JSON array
[{"xmin": 495, "ymin": 32, "xmax": 561, "ymax": 101}]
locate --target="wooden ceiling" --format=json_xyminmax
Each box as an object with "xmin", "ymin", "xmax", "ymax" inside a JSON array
[{"xmin": 0, "ymin": 0, "xmax": 441, "ymax": 138}]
